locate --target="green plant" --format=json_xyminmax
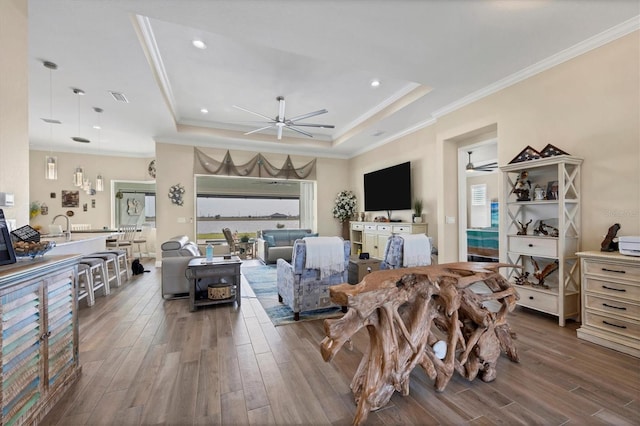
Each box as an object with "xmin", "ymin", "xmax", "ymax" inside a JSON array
[{"xmin": 413, "ymin": 199, "xmax": 423, "ymax": 217}]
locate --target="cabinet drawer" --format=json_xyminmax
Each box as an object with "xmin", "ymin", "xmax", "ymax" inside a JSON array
[
  {"xmin": 376, "ymin": 225, "xmax": 391, "ymax": 232},
  {"xmin": 515, "ymin": 286, "xmax": 558, "ymax": 314},
  {"xmin": 585, "ymin": 294, "xmax": 640, "ymax": 320},
  {"xmin": 365, "ymin": 224, "xmax": 377, "ymax": 231},
  {"xmin": 583, "ymin": 259, "xmax": 640, "ymax": 282},
  {"xmin": 392, "ymin": 225, "xmax": 411, "ymax": 233},
  {"xmin": 190, "ymin": 264, "xmax": 239, "ymax": 278},
  {"xmin": 584, "ymin": 311, "xmax": 640, "ymax": 340},
  {"xmin": 351, "ymin": 223, "xmax": 364, "ymax": 231},
  {"xmin": 509, "ymin": 236, "xmax": 557, "ymax": 257},
  {"xmin": 585, "ymin": 277, "xmax": 640, "ymax": 302}
]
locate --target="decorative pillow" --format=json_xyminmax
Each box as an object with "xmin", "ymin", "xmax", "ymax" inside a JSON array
[{"xmin": 264, "ymin": 234, "xmax": 276, "ymax": 247}]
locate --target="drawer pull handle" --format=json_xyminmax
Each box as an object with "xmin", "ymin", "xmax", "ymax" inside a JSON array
[
  {"xmin": 602, "ymin": 268, "xmax": 625, "ymax": 274},
  {"xmin": 602, "ymin": 303, "xmax": 626, "ymax": 310},
  {"xmin": 602, "ymin": 320, "xmax": 627, "ymax": 329},
  {"xmin": 602, "ymin": 285, "xmax": 626, "ymax": 292},
  {"xmin": 529, "ymin": 296, "xmax": 534, "ymax": 300},
  {"xmin": 528, "ymin": 244, "xmax": 534, "ymax": 247}
]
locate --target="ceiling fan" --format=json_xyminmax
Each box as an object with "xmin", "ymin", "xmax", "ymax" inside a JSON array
[
  {"xmin": 466, "ymin": 151, "xmax": 498, "ymax": 172},
  {"xmin": 233, "ymin": 96, "xmax": 334, "ymax": 140}
]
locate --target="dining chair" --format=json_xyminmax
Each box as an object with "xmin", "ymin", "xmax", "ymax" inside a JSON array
[
  {"xmin": 133, "ymin": 223, "xmax": 152, "ymax": 259},
  {"xmin": 107, "ymin": 224, "xmax": 136, "ymax": 258}
]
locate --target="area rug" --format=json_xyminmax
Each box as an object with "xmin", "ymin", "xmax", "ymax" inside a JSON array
[{"xmin": 241, "ymin": 264, "xmax": 343, "ymax": 326}]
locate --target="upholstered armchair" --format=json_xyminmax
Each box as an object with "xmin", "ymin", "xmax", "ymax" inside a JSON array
[
  {"xmin": 380, "ymin": 234, "xmax": 433, "ymax": 269},
  {"xmin": 276, "ymin": 238, "xmax": 350, "ymax": 321}
]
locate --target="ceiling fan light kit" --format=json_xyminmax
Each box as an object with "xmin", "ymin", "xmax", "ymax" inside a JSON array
[{"xmin": 234, "ymin": 96, "xmax": 335, "ymax": 140}]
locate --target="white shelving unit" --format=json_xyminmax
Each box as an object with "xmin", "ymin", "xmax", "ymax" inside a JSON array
[{"xmin": 500, "ymin": 155, "xmax": 582, "ymax": 326}]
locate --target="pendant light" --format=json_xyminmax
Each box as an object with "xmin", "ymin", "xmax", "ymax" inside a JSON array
[
  {"xmin": 71, "ymin": 87, "xmax": 89, "ymax": 189},
  {"xmin": 94, "ymin": 107, "xmax": 104, "ymax": 192},
  {"xmin": 43, "ymin": 60, "xmax": 59, "ymax": 180}
]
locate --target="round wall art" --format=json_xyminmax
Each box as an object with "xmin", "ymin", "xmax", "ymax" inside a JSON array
[
  {"xmin": 168, "ymin": 183, "xmax": 185, "ymax": 206},
  {"xmin": 148, "ymin": 159, "xmax": 156, "ymax": 178}
]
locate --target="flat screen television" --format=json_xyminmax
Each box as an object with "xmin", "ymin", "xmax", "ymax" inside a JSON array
[{"xmin": 364, "ymin": 162, "xmax": 412, "ymax": 213}]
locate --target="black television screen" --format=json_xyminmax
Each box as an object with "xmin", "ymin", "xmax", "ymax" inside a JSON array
[{"xmin": 364, "ymin": 162, "xmax": 412, "ymax": 212}]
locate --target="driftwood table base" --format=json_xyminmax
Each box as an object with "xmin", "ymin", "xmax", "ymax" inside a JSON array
[{"xmin": 321, "ymin": 262, "xmax": 519, "ymax": 426}]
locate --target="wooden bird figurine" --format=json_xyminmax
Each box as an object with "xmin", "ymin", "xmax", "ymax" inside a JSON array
[{"xmin": 531, "ymin": 258, "xmax": 558, "ymax": 288}]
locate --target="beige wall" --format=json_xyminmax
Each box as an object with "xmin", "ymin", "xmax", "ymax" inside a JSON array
[
  {"xmin": 155, "ymin": 143, "xmax": 349, "ymax": 248},
  {"xmin": 348, "ymin": 126, "xmax": 439, "ymax": 245},
  {"xmin": 0, "ymin": 0, "xmax": 29, "ymax": 225},
  {"xmin": 350, "ymin": 31, "xmax": 639, "ymax": 262},
  {"xmin": 29, "ymin": 150, "xmax": 154, "ymax": 230}
]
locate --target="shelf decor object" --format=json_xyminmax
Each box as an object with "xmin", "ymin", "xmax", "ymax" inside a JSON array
[
  {"xmin": 500, "ymin": 154, "xmax": 582, "ymax": 326},
  {"xmin": 540, "ymin": 143, "xmax": 570, "ymax": 158},
  {"xmin": 508, "ymin": 145, "xmax": 542, "ymax": 164}
]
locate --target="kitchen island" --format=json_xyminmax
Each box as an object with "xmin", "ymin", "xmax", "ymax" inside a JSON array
[
  {"xmin": 42, "ymin": 232, "xmax": 117, "ymax": 256},
  {"xmin": 0, "ymin": 255, "xmax": 81, "ymax": 425}
]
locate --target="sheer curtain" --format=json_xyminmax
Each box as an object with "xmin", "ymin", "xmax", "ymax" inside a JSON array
[{"xmin": 299, "ymin": 181, "xmax": 316, "ymax": 231}]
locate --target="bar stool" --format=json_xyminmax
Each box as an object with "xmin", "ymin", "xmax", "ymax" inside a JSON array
[
  {"xmin": 86, "ymin": 252, "xmax": 121, "ymax": 288},
  {"xmin": 77, "ymin": 263, "xmax": 95, "ymax": 306},
  {"xmin": 97, "ymin": 249, "xmax": 129, "ymax": 281},
  {"xmin": 79, "ymin": 257, "xmax": 110, "ymax": 297}
]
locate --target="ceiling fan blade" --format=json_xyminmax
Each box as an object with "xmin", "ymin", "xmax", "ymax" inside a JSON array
[
  {"xmin": 286, "ymin": 125, "xmax": 313, "ymax": 138},
  {"xmin": 233, "ymin": 105, "xmax": 274, "ymax": 122},
  {"xmin": 288, "ymin": 123, "xmax": 335, "ymax": 129},
  {"xmin": 244, "ymin": 125, "xmax": 275, "ymax": 136},
  {"xmin": 474, "ymin": 166, "xmax": 497, "ymax": 171},
  {"xmin": 277, "ymin": 97, "xmax": 286, "ymax": 123},
  {"xmin": 287, "ymin": 109, "xmax": 328, "ymax": 123}
]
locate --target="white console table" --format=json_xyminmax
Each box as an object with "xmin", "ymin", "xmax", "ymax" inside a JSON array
[{"xmin": 350, "ymin": 221, "xmax": 428, "ymax": 259}]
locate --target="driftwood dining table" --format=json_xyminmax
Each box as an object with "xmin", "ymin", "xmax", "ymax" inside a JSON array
[{"xmin": 321, "ymin": 262, "xmax": 520, "ymax": 426}]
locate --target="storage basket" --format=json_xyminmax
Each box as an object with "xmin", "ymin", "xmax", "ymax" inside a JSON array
[{"xmin": 208, "ymin": 284, "xmax": 234, "ymax": 300}]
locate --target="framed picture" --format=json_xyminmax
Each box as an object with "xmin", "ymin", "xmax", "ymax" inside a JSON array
[
  {"xmin": 546, "ymin": 180, "xmax": 559, "ymax": 200},
  {"xmin": 61, "ymin": 190, "xmax": 79, "ymax": 208}
]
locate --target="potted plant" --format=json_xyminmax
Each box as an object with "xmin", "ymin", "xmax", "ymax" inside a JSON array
[
  {"xmin": 332, "ymin": 190, "xmax": 357, "ymax": 239},
  {"xmin": 413, "ymin": 199, "xmax": 423, "ymax": 223}
]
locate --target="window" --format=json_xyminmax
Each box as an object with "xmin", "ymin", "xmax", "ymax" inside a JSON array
[
  {"xmin": 470, "ymin": 184, "xmax": 490, "ymax": 228},
  {"xmin": 196, "ymin": 194, "xmax": 300, "ymax": 241}
]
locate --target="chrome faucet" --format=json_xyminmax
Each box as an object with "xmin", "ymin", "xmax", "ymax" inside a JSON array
[{"xmin": 52, "ymin": 214, "xmax": 71, "ymax": 240}]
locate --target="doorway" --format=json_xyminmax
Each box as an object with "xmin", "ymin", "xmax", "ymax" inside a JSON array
[{"xmin": 457, "ymin": 140, "xmax": 498, "ymax": 261}]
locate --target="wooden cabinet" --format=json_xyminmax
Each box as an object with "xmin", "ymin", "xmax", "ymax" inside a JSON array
[
  {"xmin": 576, "ymin": 251, "xmax": 639, "ymax": 357},
  {"xmin": 0, "ymin": 256, "xmax": 81, "ymax": 425},
  {"xmin": 500, "ymin": 155, "xmax": 582, "ymax": 326},
  {"xmin": 350, "ymin": 221, "xmax": 428, "ymax": 260},
  {"xmin": 348, "ymin": 258, "xmax": 381, "ymax": 284}
]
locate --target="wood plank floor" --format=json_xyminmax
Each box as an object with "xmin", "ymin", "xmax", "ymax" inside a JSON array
[{"xmin": 41, "ymin": 259, "xmax": 640, "ymax": 425}]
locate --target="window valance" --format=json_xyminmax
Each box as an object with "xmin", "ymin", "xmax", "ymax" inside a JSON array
[{"xmin": 194, "ymin": 148, "xmax": 316, "ymax": 180}]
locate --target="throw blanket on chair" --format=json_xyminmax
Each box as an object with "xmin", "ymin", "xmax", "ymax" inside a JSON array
[
  {"xmin": 304, "ymin": 236, "xmax": 345, "ymax": 278},
  {"xmin": 402, "ymin": 234, "xmax": 431, "ymax": 267}
]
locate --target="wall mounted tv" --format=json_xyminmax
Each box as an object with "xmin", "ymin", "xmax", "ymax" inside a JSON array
[{"xmin": 364, "ymin": 161, "xmax": 412, "ymax": 213}]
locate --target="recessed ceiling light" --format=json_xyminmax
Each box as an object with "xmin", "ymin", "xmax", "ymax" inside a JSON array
[
  {"xmin": 93, "ymin": 125, "xmax": 101, "ymax": 130},
  {"xmin": 192, "ymin": 39, "xmax": 207, "ymax": 49},
  {"xmin": 370, "ymin": 79, "xmax": 381, "ymax": 88},
  {"xmin": 200, "ymin": 108, "xmax": 209, "ymax": 114}
]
